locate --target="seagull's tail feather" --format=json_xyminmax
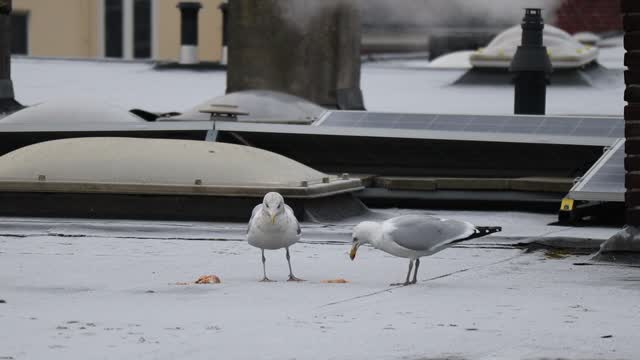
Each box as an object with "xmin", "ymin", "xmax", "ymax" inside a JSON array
[
  {"xmin": 451, "ymin": 226, "xmax": 502, "ymax": 244},
  {"xmin": 470, "ymin": 226, "xmax": 502, "ymax": 240}
]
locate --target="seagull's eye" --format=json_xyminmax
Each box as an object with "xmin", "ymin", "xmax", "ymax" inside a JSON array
[
  {"xmin": 278, "ymin": 204, "xmax": 282, "ymax": 209},
  {"xmin": 353, "ymin": 237, "xmax": 358, "ymax": 242}
]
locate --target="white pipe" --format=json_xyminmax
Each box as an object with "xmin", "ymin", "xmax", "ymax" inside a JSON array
[
  {"xmin": 221, "ymin": 46, "xmax": 228, "ymax": 65},
  {"xmin": 180, "ymin": 45, "xmax": 198, "ymax": 64}
]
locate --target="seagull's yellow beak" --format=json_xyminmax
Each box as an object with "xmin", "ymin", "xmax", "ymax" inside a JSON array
[
  {"xmin": 349, "ymin": 242, "xmax": 360, "ymax": 260},
  {"xmin": 271, "ymin": 214, "xmax": 276, "ymax": 224}
]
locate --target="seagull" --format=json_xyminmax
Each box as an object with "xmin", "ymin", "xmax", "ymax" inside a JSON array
[
  {"xmin": 349, "ymin": 214, "xmax": 501, "ymax": 286},
  {"xmin": 247, "ymin": 192, "xmax": 303, "ymax": 282}
]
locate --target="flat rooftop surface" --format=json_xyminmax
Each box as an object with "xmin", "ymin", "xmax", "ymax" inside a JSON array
[
  {"xmin": 3, "ymin": 46, "xmax": 634, "ymax": 359},
  {"xmin": 11, "ymin": 55, "xmax": 624, "ymax": 116},
  {"xmin": 1, "ymin": 210, "xmax": 637, "ymax": 360}
]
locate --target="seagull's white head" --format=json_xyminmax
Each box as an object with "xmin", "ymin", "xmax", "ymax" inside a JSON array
[
  {"xmin": 350, "ymin": 221, "xmax": 380, "ymax": 260},
  {"xmin": 262, "ymin": 192, "xmax": 286, "ymax": 224}
]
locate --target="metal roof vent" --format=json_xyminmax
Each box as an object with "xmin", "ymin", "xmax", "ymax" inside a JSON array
[{"xmin": 170, "ymin": 90, "xmax": 326, "ymax": 124}]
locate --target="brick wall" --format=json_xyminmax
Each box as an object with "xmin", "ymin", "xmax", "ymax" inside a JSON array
[
  {"xmin": 622, "ymin": 0, "xmax": 640, "ymax": 225},
  {"xmin": 554, "ymin": 0, "xmax": 622, "ymax": 34}
]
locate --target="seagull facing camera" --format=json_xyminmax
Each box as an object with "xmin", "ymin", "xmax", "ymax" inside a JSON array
[
  {"xmin": 263, "ymin": 191, "xmax": 285, "ymax": 224},
  {"xmin": 350, "ymin": 214, "xmax": 501, "ymax": 286},
  {"xmin": 247, "ymin": 192, "xmax": 303, "ymax": 282}
]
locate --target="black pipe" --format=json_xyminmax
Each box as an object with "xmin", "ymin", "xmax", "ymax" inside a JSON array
[
  {"xmin": 219, "ymin": 1, "xmax": 228, "ymax": 48},
  {"xmin": 177, "ymin": 2, "xmax": 202, "ymax": 64},
  {"xmin": 509, "ymin": 8, "xmax": 552, "ymax": 115},
  {"xmin": 218, "ymin": 0, "xmax": 228, "ymax": 65},
  {"xmin": 0, "ymin": 0, "xmax": 22, "ymax": 114}
]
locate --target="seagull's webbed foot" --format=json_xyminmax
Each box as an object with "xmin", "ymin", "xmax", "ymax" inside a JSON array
[
  {"xmin": 287, "ymin": 275, "xmax": 305, "ymax": 282},
  {"xmin": 260, "ymin": 277, "xmax": 275, "ymax": 282},
  {"xmin": 390, "ymin": 281, "xmax": 412, "ymax": 286}
]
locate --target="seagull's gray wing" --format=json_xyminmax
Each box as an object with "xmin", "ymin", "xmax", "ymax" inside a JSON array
[
  {"xmin": 247, "ymin": 204, "xmax": 262, "ymax": 233},
  {"xmin": 387, "ymin": 214, "xmax": 475, "ymax": 251},
  {"xmin": 285, "ymin": 204, "xmax": 301, "ymax": 235}
]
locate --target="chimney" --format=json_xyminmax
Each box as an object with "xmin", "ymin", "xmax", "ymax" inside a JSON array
[
  {"xmin": 177, "ymin": 2, "xmax": 202, "ymax": 65},
  {"xmin": 0, "ymin": 0, "xmax": 22, "ymax": 113},
  {"xmin": 510, "ymin": 8, "xmax": 552, "ymax": 115},
  {"xmin": 226, "ymin": 0, "xmax": 364, "ymax": 110}
]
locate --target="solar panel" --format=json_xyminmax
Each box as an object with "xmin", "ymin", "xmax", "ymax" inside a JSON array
[
  {"xmin": 568, "ymin": 138, "xmax": 625, "ymax": 202},
  {"xmin": 214, "ymin": 120, "xmax": 615, "ymax": 147},
  {"xmin": 317, "ymin": 111, "xmax": 623, "ymax": 139}
]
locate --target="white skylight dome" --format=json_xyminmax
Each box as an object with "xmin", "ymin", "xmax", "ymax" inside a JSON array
[
  {"xmin": 428, "ymin": 50, "xmax": 474, "ymax": 69},
  {"xmin": 0, "ymin": 97, "xmax": 145, "ymax": 124},
  {"xmin": 171, "ymin": 90, "xmax": 326, "ymax": 124},
  {"xmin": 0, "ymin": 138, "xmax": 361, "ymax": 197},
  {"xmin": 573, "ymin": 32, "xmax": 601, "ymax": 46},
  {"xmin": 470, "ymin": 24, "xmax": 599, "ymax": 69}
]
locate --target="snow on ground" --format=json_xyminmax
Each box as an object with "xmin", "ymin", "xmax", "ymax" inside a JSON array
[
  {"xmin": 11, "ymin": 58, "xmax": 228, "ymax": 114},
  {"xmin": 11, "ymin": 56, "xmax": 624, "ymax": 116},
  {"xmin": 0, "ymin": 210, "xmax": 634, "ymax": 360},
  {"xmin": 1, "ymin": 224, "xmax": 639, "ymax": 360},
  {"xmin": 0, "ymin": 209, "xmax": 620, "ymax": 243},
  {"xmin": 598, "ymin": 45, "xmax": 626, "ymax": 70},
  {"xmin": 361, "ymin": 66, "xmax": 624, "ymax": 116}
]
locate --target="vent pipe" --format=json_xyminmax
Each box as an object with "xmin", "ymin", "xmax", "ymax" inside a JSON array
[
  {"xmin": 177, "ymin": 2, "xmax": 202, "ymax": 65},
  {"xmin": 0, "ymin": 0, "xmax": 22, "ymax": 114},
  {"xmin": 218, "ymin": 0, "xmax": 229, "ymax": 66},
  {"xmin": 509, "ymin": 8, "xmax": 552, "ymax": 115}
]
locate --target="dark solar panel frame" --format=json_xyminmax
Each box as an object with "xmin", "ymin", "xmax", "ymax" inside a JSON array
[
  {"xmin": 317, "ymin": 111, "xmax": 624, "ymax": 139},
  {"xmin": 568, "ymin": 138, "xmax": 625, "ymax": 202}
]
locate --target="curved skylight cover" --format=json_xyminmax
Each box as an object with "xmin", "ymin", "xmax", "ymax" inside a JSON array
[
  {"xmin": 0, "ymin": 138, "xmax": 362, "ymax": 197},
  {"xmin": 171, "ymin": 90, "xmax": 327, "ymax": 124},
  {"xmin": 0, "ymin": 97, "xmax": 145, "ymax": 124},
  {"xmin": 470, "ymin": 25, "xmax": 599, "ymax": 69}
]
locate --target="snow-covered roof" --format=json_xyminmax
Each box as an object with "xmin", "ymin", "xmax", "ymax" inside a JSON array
[
  {"xmin": 0, "ymin": 53, "xmax": 635, "ymax": 360},
  {"xmin": 8, "ymin": 53, "xmax": 624, "ymax": 120},
  {"xmin": 427, "ymin": 50, "xmax": 474, "ymax": 69},
  {"xmin": 0, "ymin": 209, "xmax": 633, "ymax": 359}
]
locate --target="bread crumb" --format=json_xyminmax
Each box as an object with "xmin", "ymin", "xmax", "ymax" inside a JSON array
[
  {"xmin": 195, "ymin": 275, "xmax": 222, "ymax": 284},
  {"xmin": 321, "ymin": 279, "xmax": 349, "ymax": 284}
]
